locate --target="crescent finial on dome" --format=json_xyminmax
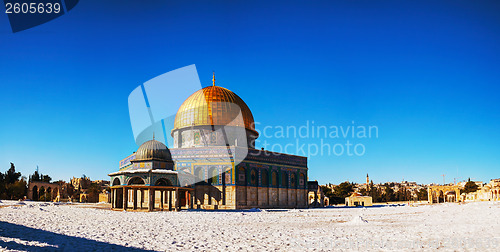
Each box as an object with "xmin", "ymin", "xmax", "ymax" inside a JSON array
[{"xmin": 212, "ymin": 71, "xmax": 216, "ymax": 86}]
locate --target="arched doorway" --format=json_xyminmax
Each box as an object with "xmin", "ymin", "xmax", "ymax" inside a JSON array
[
  {"xmin": 445, "ymin": 191, "xmax": 456, "ymax": 202},
  {"xmin": 47, "ymin": 187, "xmax": 52, "ymax": 201},
  {"xmin": 39, "ymin": 187, "xmax": 45, "ymax": 201},
  {"xmin": 112, "ymin": 178, "xmax": 121, "ymax": 186},
  {"xmin": 51, "ymin": 187, "xmax": 59, "ymax": 201},
  {"xmin": 32, "ymin": 185, "xmax": 38, "ymax": 201},
  {"xmin": 438, "ymin": 191, "xmax": 444, "ymax": 203}
]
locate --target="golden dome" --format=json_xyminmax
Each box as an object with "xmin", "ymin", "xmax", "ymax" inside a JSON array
[{"xmin": 173, "ymin": 85, "xmax": 257, "ymax": 135}]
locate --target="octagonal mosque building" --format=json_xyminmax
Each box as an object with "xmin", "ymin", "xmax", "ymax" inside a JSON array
[{"xmin": 110, "ymin": 78, "xmax": 308, "ymax": 211}]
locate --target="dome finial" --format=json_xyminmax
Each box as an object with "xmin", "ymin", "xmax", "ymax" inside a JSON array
[
  {"xmin": 153, "ymin": 131, "xmax": 155, "ymax": 140},
  {"xmin": 212, "ymin": 71, "xmax": 216, "ymax": 86}
]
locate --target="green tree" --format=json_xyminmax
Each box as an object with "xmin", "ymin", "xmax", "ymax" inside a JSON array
[
  {"xmin": 41, "ymin": 174, "xmax": 52, "ymax": 183},
  {"xmin": 417, "ymin": 188, "xmax": 428, "ymax": 201},
  {"xmin": 87, "ymin": 183, "xmax": 102, "ymax": 203},
  {"xmin": 381, "ymin": 183, "xmax": 395, "ymax": 202},
  {"xmin": 0, "ymin": 171, "xmax": 5, "ymax": 199},
  {"xmin": 6, "ymin": 177, "xmax": 27, "ymax": 200},
  {"xmin": 461, "ymin": 179, "xmax": 479, "ymax": 194},
  {"xmin": 5, "ymin": 163, "xmax": 21, "ymax": 184},
  {"xmin": 29, "ymin": 169, "xmax": 41, "ymax": 182}
]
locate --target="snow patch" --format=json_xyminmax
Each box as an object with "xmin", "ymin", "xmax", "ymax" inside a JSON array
[{"xmin": 343, "ymin": 215, "xmax": 368, "ymax": 225}]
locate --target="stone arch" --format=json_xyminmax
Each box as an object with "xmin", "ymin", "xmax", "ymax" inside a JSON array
[
  {"xmin": 52, "ymin": 187, "xmax": 59, "ymax": 201},
  {"xmin": 438, "ymin": 190, "xmax": 444, "ymax": 203},
  {"xmin": 32, "ymin": 185, "xmax": 38, "ymax": 201},
  {"xmin": 155, "ymin": 178, "xmax": 173, "ymax": 186},
  {"xmin": 47, "ymin": 187, "xmax": 52, "ymax": 201},
  {"xmin": 128, "ymin": 177, "xmax": 145, "ymax": 185},
  {"xmin": 112, "ymin": 178, "xmax": 121, "ymax": 186},
  {"xmin": 39, "ymin": 186, "xmax": 46, "ymax": 201},
  {"xmin": 445, "ymin": 191, "xmax": 456, "ymax": 202}
]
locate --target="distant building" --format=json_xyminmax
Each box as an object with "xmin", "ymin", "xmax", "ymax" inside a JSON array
[
  {"xmin": 345, "ymin": 193, "xmax": 372, "ymax": 207},
  {"xmin": 463, "ymin": 179, "xmax": 500, "ymax": 202},
  {"xmin": 308, "ymin": 181, "xmax": 328, "ymax": 207},
  {"xmin": 70, "ymin": 176, "xmax": 91, "ymax": 191}
]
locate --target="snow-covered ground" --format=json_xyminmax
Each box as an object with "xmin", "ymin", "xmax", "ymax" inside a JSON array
[{"xmin": 0, "ymin": 200, "xmax": 499, "ymax": 251}]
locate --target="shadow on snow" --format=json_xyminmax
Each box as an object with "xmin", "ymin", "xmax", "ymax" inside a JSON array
[{"xmin": 0, "ymin": 221, "xmax": 156, "ymax": 252}]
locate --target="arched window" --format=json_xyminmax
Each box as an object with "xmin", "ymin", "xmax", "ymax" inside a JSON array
[
  {"xmin": 155, "ymin": 178, "xmax": 172, "ymax": 186},
  {"xmin": 299, "ymin": 173, "xmax": 305, "ymax": 188},
  {"xmin": 250, "ymin": 169, "xmax": 257, "ymax": 186},
  {"xmin": 195, "ymin": 167, "xmax": 204, "ymax": 185},
  {"xmin": 39, "ymin": 187, "xmax": 45, "ymax": 201},
  {"xmin": 281, "ymin": 171, "xmax": 288, "ymax": 188},
  {"xmin": 271, "ymin": 171, "xmax": 278, "ymax": 187},
  {"xmin": 209, "ymin": 167, "xmax": 218, "ymax": 185},
  {"xmin": 112, "ymin": 178, "xmax": 121, "ymax": 186},
  {"xmin": 290, "ymin": 173, "xmax": 297, "ymax": 188},
  {"xmin": 128, "ymin": 177, "xmax": 145, "ymax": 185},
  {"xmin": 238, "ymin": 167, "xmax": 246, "ymax": 185},
  {"xmin": 261, "ymin": 170, "xmax": 268, "ymax": 187}
]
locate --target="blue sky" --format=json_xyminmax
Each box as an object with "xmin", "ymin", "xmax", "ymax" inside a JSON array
[{"xmin": 1, "ymin": 0, "xmax": 499, "ymax": 185}]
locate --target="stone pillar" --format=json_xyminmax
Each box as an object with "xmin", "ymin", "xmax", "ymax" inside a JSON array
[
  {"xmin": 190, "ymin": 191, "xmax": 194, "ymax": 209},
  {"xmin": 428, "ymin": 188, "xmax": 432, "ymax": 204},
  {"xmin": 111, "ymin": 189, "xmax": 114, "ymax": 208},
  {"xmin": 175, "ymin": 188, "xmax": 180, "ymax": 211},
  {"xmin": 160, "ymin": 190, "xmax": 164, "ymax": 210},
  {"xmin": 133, "ymin": 189, "xmax": 137, "ymax": 210},
  {"xmin": 168, "ymin": 190, "xmax": 173, "ymax": 211},
  {"xmin": 148, "ymin": 189, "xmax": 153, "ymax": 211},
  {"xmin": 139, "ymin": 189, "xmax": 143, "ymax": 209},
  {"xmin": 123, "ymin": 187, "xmax": 128, "ymax": 210}
]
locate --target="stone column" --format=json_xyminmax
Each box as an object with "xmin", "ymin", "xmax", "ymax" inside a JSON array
[
  {"xmin": 175, "ymin": 188, "xmax": 180, "ymax": 211},
  {"xmin": 168, "ymin": 190, "xmax": 173, "ymax": 211},
  {"xmin": 111, "ymin": 189, "xmax": 114, "ymax": 208},
  {"xmin": 190, "ymin": 191, "xmax": 194, "ymax": 209},
  {"xmin": 133, "ymin": 189, "xmax": 137, "ymax": 210},
  {"xmin": 427, "ymin": 188, "xmax": 432, "ymax": 204},
  {"xmin": 148, "ymin": 189, "xmax": 153, "ymax": 211},
  {"xmin": 160, "ymin": 190, "xmax": 164, "ymax": 210},
  {"xmin": 123, "ymin": 187, "xmax": 128, "ymax": 210}
]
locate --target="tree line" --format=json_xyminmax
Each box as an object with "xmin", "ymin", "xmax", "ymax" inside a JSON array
[
  {"xmin": 0, "ymin": 163, "xmax": 26, "ymax": 200},
  {"xmin": 322, "ymin": 181, "xmax": 429, "ymax": 205}
]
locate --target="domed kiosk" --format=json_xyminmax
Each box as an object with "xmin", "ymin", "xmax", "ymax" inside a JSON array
[
  {"xmin": 108, "ymin": 138, "xmax": 194, "ymax": 211},
  {"xmin": 111, "ymin": 75, "xmax": 308, "ymax": 211}
]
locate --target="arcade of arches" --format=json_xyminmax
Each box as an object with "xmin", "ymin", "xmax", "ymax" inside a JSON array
[
  {"xmin": 427, "ymin": 185, "xmax": 461, "ymax": 203},
  {"xmin": 28, "ymin": 181, "xmax": 62, "ymax": 201}
]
